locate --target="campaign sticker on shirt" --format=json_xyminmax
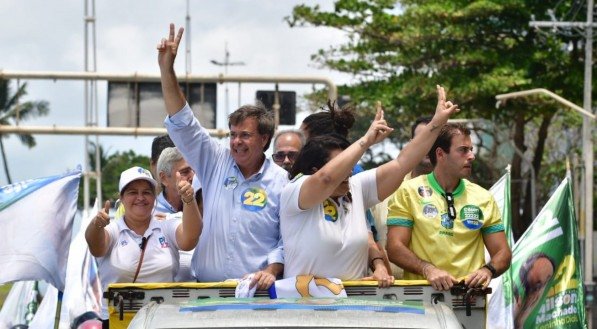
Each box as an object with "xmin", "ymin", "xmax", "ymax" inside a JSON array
[
  {"xmin": 323, "ymin": 199, "xmax": 339, "ymax": 222},
  {"xmin": 440, "ymin": 213, "xmax": 453, "ymax": 229},
  {"xmin": 417, "ymin": 186, "xmax": 433, "ymax": 198},
  {"xmin": 460, "ymin": 205, "xmax": 484, "ymax": 230},
  {"xmin": 158, "ymin": 236, "xmax": 169, "ymax": 248},
  {"xmin": 241, "ymin": 187, "xmax": 268, "ymax": 211},
  {"xmin": 224, "ymin": 176, "xmax": 238, "ymax": 190},
  {"xmin": 422, "ymin": 203, "xmax": 438, "ymax": 218}
]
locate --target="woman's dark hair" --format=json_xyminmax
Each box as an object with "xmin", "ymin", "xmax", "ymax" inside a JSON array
[
  {"xmin": 70, "ymin": 311, "xmax": 102, "ymax": 329},
  {"xmin": 302, "ymin": 100, "xmax": 355, "ymax": 139},
  {"xmin": 289, "ymin": 133, "xmax": 351, "ymax": 179}
]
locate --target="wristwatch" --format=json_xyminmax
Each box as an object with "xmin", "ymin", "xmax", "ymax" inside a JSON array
[{"xmin": 482, "ymin": 263, "xmax": 497, "ymax": 278}]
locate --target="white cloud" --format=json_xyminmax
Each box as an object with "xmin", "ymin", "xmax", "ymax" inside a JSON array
[{"xmin": 0, "ymin": 0, "xmax": 351, "ymax": 185}]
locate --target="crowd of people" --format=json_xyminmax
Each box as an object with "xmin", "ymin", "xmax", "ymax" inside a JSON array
[{"xmin": 83, "ymin": 23, "xmax": 512, "ymax": 327}]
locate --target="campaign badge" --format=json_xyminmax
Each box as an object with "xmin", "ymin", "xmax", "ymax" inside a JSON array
[
  {"xmin": 241, "ymin": 187, "xmax": 268, "ymax": 211},
  {"xmin": 224, "ymin": 176, "xmax": 238, "ymax": 190},
  {"xmin": 418, "ymin": 186, "xmax": 433, "ymax": 198},
  {"xmin": 440, "ymin": 213, "xmax": 453, "ymax": 229},
  {"xmin": 422, "ymin": 204, "xmax": 438, "ymax": 218},
  {"xmin": 460, "ymin": 205, "xmax": 484, "ymax": 230},
  {"xmin": 158, "ymin": 236, "xmax": 169, "ymax": 248},
  {"xmin": 323, "ymin": 199, "xmax": 339, "ymax": 222}
]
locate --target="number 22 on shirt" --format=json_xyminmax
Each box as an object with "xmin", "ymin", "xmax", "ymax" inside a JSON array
[{"xmin": 241, "ymin": 187, "xmax": 268, "ymax": 211}]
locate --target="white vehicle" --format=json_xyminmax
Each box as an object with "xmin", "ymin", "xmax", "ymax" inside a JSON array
[{"xmin": 105, "ymin": 281, "xmax": 489, "ymax": 329}]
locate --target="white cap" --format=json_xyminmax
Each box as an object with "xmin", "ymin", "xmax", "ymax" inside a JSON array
[{"xmin": 118, "ymin": 166, "xmax": 157, "ymax": 194}]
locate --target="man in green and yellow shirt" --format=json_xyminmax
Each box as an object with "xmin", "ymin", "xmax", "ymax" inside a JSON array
[{"xmin": 386, "ymin": 123, "xmax": 511, "ymax": 291}]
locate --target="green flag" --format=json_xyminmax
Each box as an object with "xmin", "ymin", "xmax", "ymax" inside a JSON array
[{"xmin": 510, "ymin": 177, "xmax": 586, "ymax": 329}]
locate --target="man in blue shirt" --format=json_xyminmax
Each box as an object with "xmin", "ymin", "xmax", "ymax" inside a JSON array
[{"xmin": 157, "ymin": 24, "xmax": 288, "ymax": 289}]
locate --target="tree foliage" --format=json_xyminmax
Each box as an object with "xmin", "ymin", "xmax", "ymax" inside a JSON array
[
  {"xmin": 288, "ymin": 0, "xmax": 594, "ymax": 238},
  {"xmin": 0, "ymin": 79, "xmax": 50, "ymax": 184}
]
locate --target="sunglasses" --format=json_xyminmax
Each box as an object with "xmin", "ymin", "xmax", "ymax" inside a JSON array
[
  {"xmin": 272, "ymin": 151, "xmax": 299, "ymax": 162},
  {"xmin": 444, "ymin": 192, "xmax": 456, "ymax": 220}
]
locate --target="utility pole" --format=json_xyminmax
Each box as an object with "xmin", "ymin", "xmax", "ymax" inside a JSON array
[
  {"xmin": 530, "ymin": 0, "xmax": 595, "ymax": 323},
  {"xmin": 210, "ymin": 43, "xmax": 245, "ymax": 115},
  {"xmin": 185, "ymin": 0, "xmax": 191, "ymax": 76},
  {"xmin": 84, "ymin": 0, "xmax": 101, "ymax": 215}
]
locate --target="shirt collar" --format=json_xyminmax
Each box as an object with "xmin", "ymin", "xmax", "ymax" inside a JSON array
[
  {"xmin": 233, "ymin": 155, "xmax": 270, "ymax": 181},
  {"xmin": 115, "ymin": 216, "xmax": 159, "ymax": 237},
  {"xmin": 156, "ymin": 191, "xmax": 177, "ymax": 213},
  {"xmin": 427, "ymin": 172, "xmax": 465, "ymax": 197}
]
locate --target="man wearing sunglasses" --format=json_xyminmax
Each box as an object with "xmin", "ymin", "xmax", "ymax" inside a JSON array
[
  {"xmin": 386, "ymin": 123, "xmax": 511, "ymax": 291},
  {"xmin": 272, "ymin": 130, "xmax": 305, "ymax": 173}
]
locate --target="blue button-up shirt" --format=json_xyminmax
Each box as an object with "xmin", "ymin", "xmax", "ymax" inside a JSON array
[
  {"xmin": 165, "ymin": 104, "xmax": 288, "ymax": 282},
  {"xmin": 155, "ymin": 191, "xmax": 177, "ymax": 214}
]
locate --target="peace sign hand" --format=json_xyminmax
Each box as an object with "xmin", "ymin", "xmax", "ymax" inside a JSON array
[
  {"xmin": 157, "ymin": 23, "xmax": 184, "ymax": 70},
  {"xmin": 434, "ymin": 85, "xmax": 460, "ymax": 125},
  {"xmin": 362, "ymin": 101, "xmax": 394, "ymax": 147}
]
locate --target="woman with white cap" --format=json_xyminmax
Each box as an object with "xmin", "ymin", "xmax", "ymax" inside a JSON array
[{"xmin": 84, "ymin": 166, "xmax": 202, "ymax": 320}]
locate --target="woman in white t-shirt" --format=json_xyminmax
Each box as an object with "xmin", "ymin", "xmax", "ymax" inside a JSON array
[
  {"xmin": 85, "ymin": 166, "xmax": 202, "ymax": 320},
  {"xmin": 280, "ymin": 86, "xmax": 458, "ymax": 286}
]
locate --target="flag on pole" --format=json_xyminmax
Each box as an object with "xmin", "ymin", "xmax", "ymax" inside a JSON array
[
  {"xmin": 59, "ymin": 200, "xmax": 103, "ymax": 328},
  {"xmin": 28, "ymin": 284, "xmax": 58, "ymax": 329},
  {"xmin": 508, "ymin": 177, "xmax": 586, "ymax": 328},
  {"xmin": 0, "ymin": 281, "xmax": 40, "ymax": 328},
  {"xmin": 0, "ymin": 169, "xmax": 81, "ymax": 292},
  {"xmin": 486, "ymin": 170, "xmax": 515, "ymax": 329}
]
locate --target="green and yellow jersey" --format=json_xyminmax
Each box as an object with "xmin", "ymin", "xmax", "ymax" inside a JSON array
[{"xmin": 387, "ymin": 172, "xmax": 504, "ymax": 280}]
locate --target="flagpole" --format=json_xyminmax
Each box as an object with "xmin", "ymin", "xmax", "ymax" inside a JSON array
[{"xmin": 54, "ymin": 290, "xmax": 63, "ymax": 329}]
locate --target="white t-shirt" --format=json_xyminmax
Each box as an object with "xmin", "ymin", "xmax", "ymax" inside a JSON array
[
  {"xmin": 98, "ymin": 216, "xmax": 181, "ymax": 289},
  {"xmin": 280, "ymin": 169, "xmax": 379, "ymax": 280}
]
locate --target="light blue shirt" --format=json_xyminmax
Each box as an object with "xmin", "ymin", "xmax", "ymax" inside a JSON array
[
  {"xmin": 165, "ymin": 104, "xmax": 289, "ymax": 282},
  {"xmin": 155, "ymin": 191, "xmax": 177, "ymax": 214}
]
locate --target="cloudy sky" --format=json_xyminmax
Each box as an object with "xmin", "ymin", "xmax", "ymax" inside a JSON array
[{"xmin": 0, "ymin": 0, "xmax": 352, "ymax": 185}]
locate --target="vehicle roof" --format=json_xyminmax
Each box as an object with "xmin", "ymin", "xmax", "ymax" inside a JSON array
[{"xmin": 127, "ymin": 298, "xmax": 462, "ymax": 329}]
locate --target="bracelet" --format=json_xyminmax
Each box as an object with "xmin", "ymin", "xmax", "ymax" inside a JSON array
[
  {"xmin": 370, "ymin": 257, "xmax": 384, "ymax": 270},
  {"xmin": 182, "ymin": 198, "xmax": 193, "ymax": 205},
  {"xmin": 482, "ymin": 263, "xmax": 497, "ymax": 278}
]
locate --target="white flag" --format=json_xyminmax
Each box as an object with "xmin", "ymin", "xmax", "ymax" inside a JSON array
[
  {"xmin": 28, "ymin": 284, "xmax": 58, "ymax": 329},
  {"xmin": 0, "ymin": 170, "xmax": 81, "ymax": 291},
  {"xmin": 486, "ymin": 170, "xmax": 514, "ymax": 329},
  {"xmin": 0, "ymin": 281, "xmax": 39, "ymax": 329},
  {"xmin": 59, "ymin": 200, "xmax": 103, "ymax": 328}
]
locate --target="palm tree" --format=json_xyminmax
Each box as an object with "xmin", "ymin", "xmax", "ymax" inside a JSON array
[{"xmin": 0, "ymin": 79, "xmax": 49, "ymax": 184}]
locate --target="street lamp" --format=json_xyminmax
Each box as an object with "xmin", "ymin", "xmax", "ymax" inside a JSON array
[
  {"xmin": 210, "ymin": 43, "xmax": 245, "ymax": 115},
  {"xmin": 495, "ymin": 88, "xmax": 595, "ymax": 291}
]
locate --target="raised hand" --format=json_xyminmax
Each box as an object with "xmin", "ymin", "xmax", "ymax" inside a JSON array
[
  {"xmin": 362, "ymin": 101, "xmax": 394, "ymax": 147},
  {"xmin": 94, "ymin": 200, "xmax": 111, "ymax": 229},
  {"xmin": 433, "ymin": 85, "xmax": 460, "ymax": 125},
  {"xmin": 157, "ymin": 23, "xmax": 184, "ymax": 70},
  {"xmin": 176, "ymin": 172, "xmax": 194, "ymax": 205}
]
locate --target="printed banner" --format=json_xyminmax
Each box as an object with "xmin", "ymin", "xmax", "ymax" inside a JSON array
[{"xmin": 509, "ymin": 178, "xmax": 585, "ymax": 328}]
